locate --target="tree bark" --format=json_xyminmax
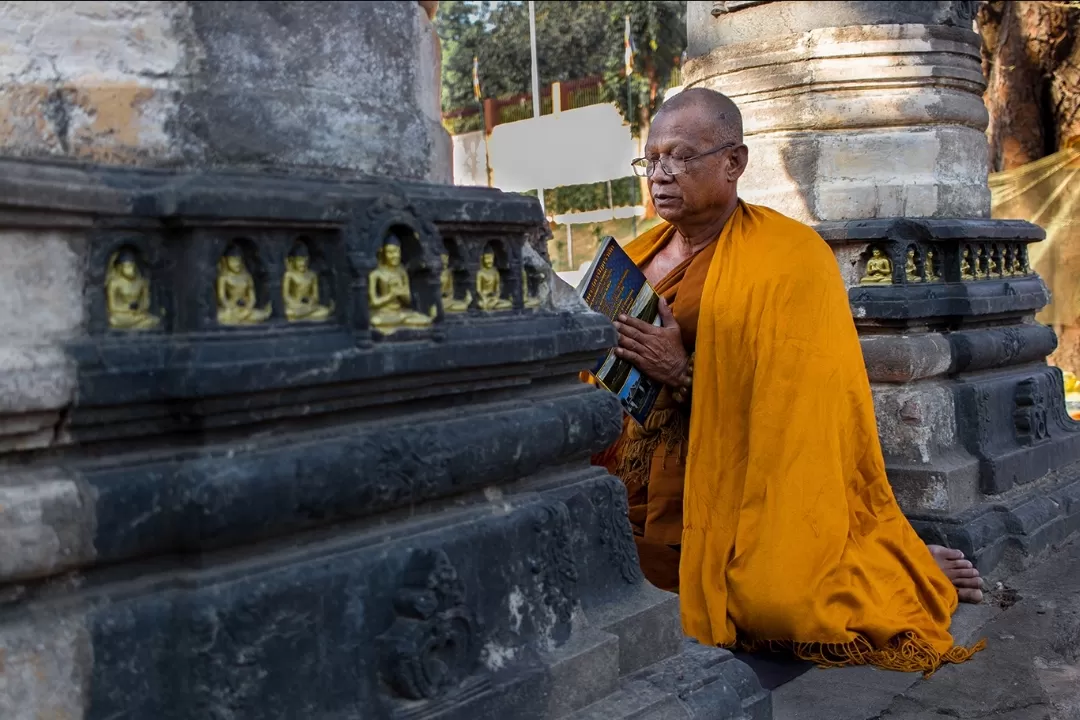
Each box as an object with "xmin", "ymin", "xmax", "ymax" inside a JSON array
[{"xmin": 979, "ymin": 0, "xmax": 1080, "ymax": 172}]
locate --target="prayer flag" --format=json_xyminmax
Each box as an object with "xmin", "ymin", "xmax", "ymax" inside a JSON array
[{"xmin": 473, "ymin": 55, "xmax": 481, "ymax": 101}]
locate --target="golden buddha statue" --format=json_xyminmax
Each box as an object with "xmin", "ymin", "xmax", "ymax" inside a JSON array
[
  {"xmin": 368, "ymin": 240, "xmax": 433, "ymax": 332},
  {"xmin": 1013, "ymin": 248, "xmax": 1026, "ymax": 276},
  {"xmin": 440, "ymin": 253, "xmax": 470, "ymax": 312},
  {"xmin": 106, "ymin": 250, "xmax": 160, "ymax": 330},
  {"xmin": 1002, "ymin": 247, "xmax": 1015, "ymax": 277},
  {"xmin": 522, "ymin": 267, "xmax": 541, "ymax": 308},
  {"xmin": 859, "ymin": 248, "xmax": 893, "ymax": 285},
  {"xmin": 476, "ymin": 250, "xmax": 512, "ymax": 310},
  {"xmin": 961, "ymin": 247, "xmax": 976, "ymax": 280},
  {"xmin": 283, "ymin": 249, "xmax": 333, "ymax": 322},
  {"xmin": 217, "ymin": 247, "xmax": 272, "ymax": 326},
  {"xmin": 905, "ymin": 248, "xmax": 922, "ymax": 283},
  {"xmin": 925, "ymin": 250, "xmax": 939, "ymax": 282},
  {"xmin": 989, "ymin": 246, "xmax": 1002, "ymax": 277},
  {"xmin": 975, "ymin": 246, "xmax": 988, "ymax": 279}
]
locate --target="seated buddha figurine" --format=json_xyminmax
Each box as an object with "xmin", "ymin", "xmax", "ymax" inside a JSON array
[
  {"xmin": 440, "ymin": 253, "xmax": 470, "ymax": 312},
  {"xmin": 1002, "ymin": 246, "xmax": 1015, "ymax": 277},
  {"xmin": 369, "ymin": 240, "xmax": 433, "ymax": 332},
  {"xmin": 925, "ymin": 249, "xmax": 939, "ymax": 282},
  {"xmin": 1012, "ymin": 248, "xmax": 1026, "ymax": 276},
  {"xmin": 961, "ymin": 247, "xmax": 976, "ymax": 280},
  {"xmin": 283, "ymin": 248, "xmax": 333, "ymax": 322},
  {"xmin": 217, "ymin": 246, "xmax": 272, "ymax": 326},
  {"xmin": 975, "ymin": 246, "xmax": 989, "ymax": 279},
  {"xmin": 859, "ymin": 248, "xmax": 893, "ymax": 285},
  {"xmin": 989, "ymin": 246, "xmax": 1002, "ymax": 277},
  {"xmin": 523, "ymin": 267, "xmax": 541, "ymax": 308},
  {"xmin": 905, "ymin": 248, "xmax": 922, "ymax": 283},
  {"xmin": 106, "ymin": 250, "xmax": 160, "ymax": 330},
  {"xmin": 476, "ymin": 250, "xmax": 512, "ymax": 310}
]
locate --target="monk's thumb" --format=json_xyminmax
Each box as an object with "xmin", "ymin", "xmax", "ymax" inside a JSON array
[{"xmin": 658, "ymin": 297, "xmax": 675, "ymax": 326}]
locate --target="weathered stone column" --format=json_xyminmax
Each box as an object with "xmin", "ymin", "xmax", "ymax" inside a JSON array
[
  {"xmin": 0, "ymin": 1, "xmax": 451, "ymax": 180},
  {"xmin": 686, "ymin": 0, "xmax": 1080, "ymax": 574},
  {"xmin": 0, "ymin": 3, "xmax": 768, "ymax": 719}
]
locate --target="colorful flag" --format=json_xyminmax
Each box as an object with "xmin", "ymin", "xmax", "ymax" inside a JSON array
[
  {"xmin": 624, "ymin": 16, "xmax": 636, "ymax": 76},
  {"xmin": 473, "ymin": 55, "xmax": 481, "ymax": 101}
]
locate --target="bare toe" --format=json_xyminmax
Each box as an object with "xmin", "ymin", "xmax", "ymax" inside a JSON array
[
  {"xmin": 928, "ymin": 544, "xmax": 965, "ymax": 562},
  {"xmin": 958, "ymin": 587, "xmax": 984, "ymax": 604}
]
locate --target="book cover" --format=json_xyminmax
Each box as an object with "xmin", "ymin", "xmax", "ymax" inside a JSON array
[{"xmin": 576, "ymin": 236, "xmax": 663, "ymax": 425}]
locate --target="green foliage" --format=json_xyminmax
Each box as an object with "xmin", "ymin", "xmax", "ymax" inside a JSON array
[
  {"xmin": 437, "ymin": 0, "xmax": 686, "ymax": 132},
  {"xmin": 437, "ymin": 1, "xmax": 611, "ymax": 110},
  {"xmin": 513, "ymin": 177, "xmax": 638, "ymax": 216},
  {"xmin": 598, "ymin": 1, "xmax": 687, "ymax": 134}
]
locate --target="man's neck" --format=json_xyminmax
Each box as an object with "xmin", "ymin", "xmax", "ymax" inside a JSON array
[{"xmin": 673, "ymin": 199, "xmax": 739, "ymax": 253}]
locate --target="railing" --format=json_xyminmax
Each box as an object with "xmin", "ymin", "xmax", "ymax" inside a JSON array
[{"xmin": 441, "ymin": 69, "xmax": 683, "ymax": 136}]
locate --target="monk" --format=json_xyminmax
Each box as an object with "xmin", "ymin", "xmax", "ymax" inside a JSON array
[{"xmin": 593, "ymin": 88, "xmax": 984, "ymax": 676}]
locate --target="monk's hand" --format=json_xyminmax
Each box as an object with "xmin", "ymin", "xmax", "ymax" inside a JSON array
[{"xmin": 614, "ymin": 298, "xmax": 690, "ymax": 388}]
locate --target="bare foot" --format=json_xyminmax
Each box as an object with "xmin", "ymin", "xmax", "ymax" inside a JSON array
[{"xmin": 928, "ymin": 545, "xmax": 983, "ymax": 604}]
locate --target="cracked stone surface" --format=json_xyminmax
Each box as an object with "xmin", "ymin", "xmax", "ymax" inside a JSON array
[{"xmin": 772, "ymin": 535, "xmax": 1080, "ymax": 720}]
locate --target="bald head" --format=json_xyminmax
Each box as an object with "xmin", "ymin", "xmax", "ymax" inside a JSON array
[
  {"xmin": 654, "ymin": 88, "xmax": 743, "ymax": 147},
  {"xmin": 643, "ymin": 87, "xmax": 748, "ymax": 230}
]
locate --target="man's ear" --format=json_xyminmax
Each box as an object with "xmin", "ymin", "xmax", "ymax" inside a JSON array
[{"xmin": 728, "ymin": 145, "xmax": 749, "ymax": 181}]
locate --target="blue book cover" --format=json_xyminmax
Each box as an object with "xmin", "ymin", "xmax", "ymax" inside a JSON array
[{"xmin": 576, "ymin": 237, "xmax": 662, "ymax": 425}]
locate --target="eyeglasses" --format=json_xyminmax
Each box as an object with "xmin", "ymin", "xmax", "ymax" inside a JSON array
[{"xmin": 630, "ymin": 143, "xmax": 737, "ymax": 178}]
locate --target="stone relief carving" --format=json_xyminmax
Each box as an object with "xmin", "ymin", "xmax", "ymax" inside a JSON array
[
  {"xmin": 377, "ymin": 549, "xmax": 481, "ymax": 701},
  {"xmin": 531, "ymin": 502, "xmax": 579, "ymax": 629},
  {"xmin": 593, "ymin": 479, "xmax": 645, "ymax": 584},
  {"xmin": 1014, "ymin": 377, "xmax": 1051, "ymax": 446}
]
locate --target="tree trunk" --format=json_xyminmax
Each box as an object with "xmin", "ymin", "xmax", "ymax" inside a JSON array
[{"xmin": 980, "ymin": 0, "xmax": 1080, "ymax": 172}]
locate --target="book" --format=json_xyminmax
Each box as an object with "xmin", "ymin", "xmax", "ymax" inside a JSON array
[{"xmin": 575, "ymin": 236, "xmax": 662, "ymax": 425}]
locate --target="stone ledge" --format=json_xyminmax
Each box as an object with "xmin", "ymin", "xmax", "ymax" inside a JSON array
[
  {"xmin": 0, "ymin": 386, "xmax": 623, "ymax": 585},
  {"xmin": 909, "ymin": 462, "xmax": 1080, "ymax": 575},
  {"xmin": 567, "ymin": 641, "xmax": 771, "ymax": 720}
]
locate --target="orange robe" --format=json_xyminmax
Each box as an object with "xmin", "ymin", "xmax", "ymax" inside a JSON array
[{"xmin": 595, "ymin": 201, "xmax": 983, "ymax": 675}]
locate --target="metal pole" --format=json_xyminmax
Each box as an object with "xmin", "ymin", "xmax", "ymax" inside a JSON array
[
  {"xmin": 566, "ymin": 223, "xmax": 573, "ymax": 269},
  {"xmin": 529, "ymin": 0, "xmax": 545, "ymax": 216},
  {"xmin": 626, "ymin": 15, "xmax": 638, "ymax": 240}
]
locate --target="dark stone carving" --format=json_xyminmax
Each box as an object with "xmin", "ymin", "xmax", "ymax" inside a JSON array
[
  {"xmin": 532, "ymin": 502, "xmax": 579, "ymax": 632},
  {"xmin": 0, "ymin": 156, "xmax": 770, "ymax": 720},
  {"xmin": 378, "ymin": 549, "xmax": 481, "ymax": 701},
  {"xmin": 593, "ymin": 477, "xmax": 646, "ymax": 585},
  {"xmin": 1014, "ymin": 377, "xmax": 1051, "ymax": 446}
]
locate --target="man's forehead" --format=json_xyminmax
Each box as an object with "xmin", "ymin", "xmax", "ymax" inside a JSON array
[{"xmin": 646, "ymin": 104, "xmax": 725, "ymax": 148}]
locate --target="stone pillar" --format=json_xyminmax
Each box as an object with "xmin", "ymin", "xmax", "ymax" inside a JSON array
[
  {"xmin": 0, "ymin": 1, "xmax": 452, "ymax": 182},
  {"xmin": 686, "ymin": 0, "xmax": 1080, "ymax": 575},
  {"xmin": 0, "ymin": 3, "xmax": 768, "ymax": 719}
]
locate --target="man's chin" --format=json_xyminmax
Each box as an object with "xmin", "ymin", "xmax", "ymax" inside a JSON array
[{"xmin": 654, "ymin": 203, "xmax": 684, "ymax": 222}]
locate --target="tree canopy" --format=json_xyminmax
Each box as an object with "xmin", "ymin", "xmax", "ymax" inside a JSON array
[{"xmin": 437, "ymin": 0, "xmax": 686, "ymax": 132}]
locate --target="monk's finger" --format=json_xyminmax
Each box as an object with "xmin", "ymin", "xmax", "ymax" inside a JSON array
[
  {"xmin": 952, "ymin": 576, "xmax": 982, "ymax": 589},
  {"xmin": 617, "ymin": 334, "xmax": 649, "ymax": 357},
  {"xmin": 614, "ymin": 347, "xmax": 646, "ymax": 369},
  {"xmin": 948, "ymin": 567, "xmax": 980, "ymax": 579},
  {"xmin": 617, "ymin": 314, "xmax": 659, "ymax": 335},
  {"xmin": 615, "ymin": 320, "xmax": 651, "ymax": 344},
  {"xmin": 948, "ymin": 559, "xmax": 974, "ymax": 570}
]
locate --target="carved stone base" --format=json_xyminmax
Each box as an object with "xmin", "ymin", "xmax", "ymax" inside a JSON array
[
  {"xmin": 0, "ymin": 158, "xmax": 766, "ymax": 720},
  {"xmin": 909, "ymin": 461, "xmax": 1080, "ymax": 576},
  {"xmin": 818, "ymin": 217, "xmax": 1080, "ymax": 576}
]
